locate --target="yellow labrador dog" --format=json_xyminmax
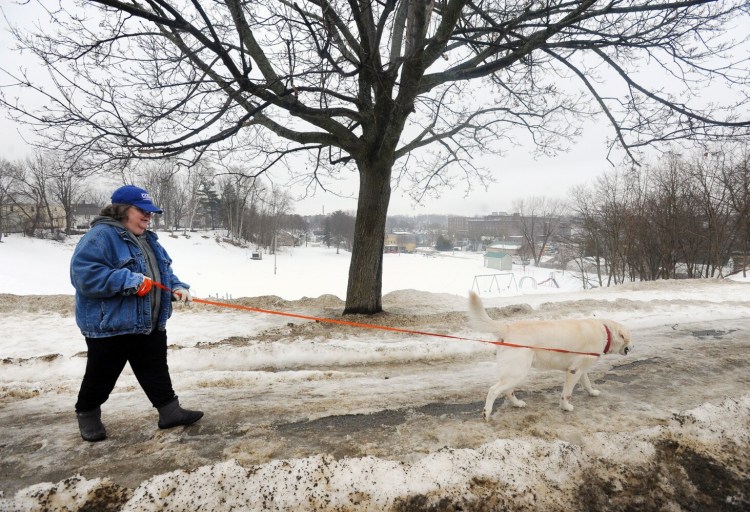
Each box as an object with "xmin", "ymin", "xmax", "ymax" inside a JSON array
[{"xmin": 468, "ymin": 291, "xmax": 632, "ymax": 420}]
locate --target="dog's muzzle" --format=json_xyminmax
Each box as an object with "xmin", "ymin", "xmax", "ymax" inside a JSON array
[{"xmin": 623, "ymin": 346, "xmax": 632, "ymax": 355}]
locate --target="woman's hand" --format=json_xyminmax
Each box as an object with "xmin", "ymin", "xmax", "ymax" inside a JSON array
[
  {"xmin": 172, "ymin": 288, "xmax": 192, "ymax": 302},
  {"xmin": 135, "ymin": 276, "xmax": 153, "ymax": 296}
]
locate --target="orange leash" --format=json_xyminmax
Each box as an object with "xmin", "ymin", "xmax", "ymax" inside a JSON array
[{"xmin": 157, "ymin": 282, "xmax": 603, "ymax": 358}]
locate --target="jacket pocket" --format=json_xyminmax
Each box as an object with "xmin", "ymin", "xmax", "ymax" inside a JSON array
[
  {"xmin": 116, "ymin": 256, "xmax": 137, "ymax": 272},
  {"xmin": 98, "ymin": 295, "xmax": 138, "ymax": 333}
]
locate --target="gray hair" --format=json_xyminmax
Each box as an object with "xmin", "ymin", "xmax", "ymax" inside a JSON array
[{"xmin": 100, "ymin": 203, "xmax": 132, "ymax": 221}]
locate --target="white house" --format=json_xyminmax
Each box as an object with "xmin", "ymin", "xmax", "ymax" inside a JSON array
[{"xmin": 484, "ymin": 251, "xmax": 512, "ymax": 271}]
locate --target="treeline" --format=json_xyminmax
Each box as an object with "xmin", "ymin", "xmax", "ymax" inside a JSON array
[
  {"xmin": 4, "ymin": 147, "xmax": 749, "ymax": 283},
  {"xmin": 0, "ymin": 154, "xmax": 309, "ymax": 248},
  {"xmin": 0, "ymin": 152, "xmax": 369, "ymax": 251},
  {"xmin": 568, "ymin": 148, "xmax": 750, "ymax": 286}
]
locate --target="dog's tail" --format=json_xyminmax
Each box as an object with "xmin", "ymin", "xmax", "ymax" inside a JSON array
[{"xmin": 467, "ymin": 291, "xmax": 506, "ymax": 336}]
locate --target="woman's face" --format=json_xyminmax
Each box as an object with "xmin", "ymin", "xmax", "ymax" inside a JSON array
[{"xmin": 122, "ymin": 206, "xmax": 152, "ymax": 235}]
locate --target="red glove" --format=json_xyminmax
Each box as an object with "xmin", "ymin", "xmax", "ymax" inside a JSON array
[{"xmin": 136, "ymin": 276, "xmax": 153, "ymax": 297}]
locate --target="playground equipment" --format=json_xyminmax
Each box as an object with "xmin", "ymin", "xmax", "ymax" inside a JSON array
[
  {"xmin": 471, "ymin": 273, "xmax": 518, "ymax": 294},
  {"xmin": 518, "ymin": 276, "xmax": 537, "ymax": 289},
  {"xmin": 473, "ymin": 272, "xmax": 561, "ymax": 295},
  {"xmin": 537, "ymin": 272, "xmax": 560, "ymax": 288}
]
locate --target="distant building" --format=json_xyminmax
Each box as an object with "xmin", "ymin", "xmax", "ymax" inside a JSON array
[
  {"xmin": 467, "ymin": 213, "xmax": 523, "ymax": 239},
  {"xmin": 484, "ymin": 251, "xmax": 512, "ymax": 271},
  {"xmin": 275, "ymin": 230, "xmax": 302, "ymax": 247},
  {"xmin": 71, "ymin": 203, "xmax": 102, "ymax": 230},
  {"xmin": 487, "ymin": 242, "xmax": 523, "ymax": 256},
  {"xmin": 0, "ymin": 202, "xmax": 66, "ymax": 233},
  {"xmin": 447, "ymin": 216, "xmax": 469, "ymax": 238},
  {"xmin": 384, "ymin": 231, "xmax": 417, "ymax": 253},
  {"xmin": 449, "ymin": 212, "xmax": 571, "ymax": 246}
]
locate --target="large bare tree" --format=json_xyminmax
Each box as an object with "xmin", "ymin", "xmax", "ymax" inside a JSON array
[
  {"xmin": 46, "ymin": 151, "xmax": 88, "ymax": 234},
  {"xmin": 513, "ymin": 196, "xmax": 566, "ymax": 266},
  {"xmin": 2, "ymin": 1, "xmax": 749, "ymax": 312}
]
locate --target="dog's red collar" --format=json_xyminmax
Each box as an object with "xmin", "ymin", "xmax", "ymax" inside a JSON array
[{"xmin": 603, "ymin": 325, "xmax": 612, "ymax": 354}]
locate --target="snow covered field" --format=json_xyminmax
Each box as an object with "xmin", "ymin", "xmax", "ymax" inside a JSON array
[{"xmin": 0, "ymin": 232, "xmax": 748, "ymax": 511}]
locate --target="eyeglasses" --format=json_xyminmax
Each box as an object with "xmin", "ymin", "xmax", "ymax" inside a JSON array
[{"xmin": 133, "ymin": 207, "xmax": 153, "ymax": 217}]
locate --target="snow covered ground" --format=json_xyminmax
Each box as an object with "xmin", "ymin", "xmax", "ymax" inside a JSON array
[{"xmin": 0, "ymin": 232, "xmax": 748, "ymax": 511}]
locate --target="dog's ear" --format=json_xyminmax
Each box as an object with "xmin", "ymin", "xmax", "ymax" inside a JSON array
[
  {"xmin": 615, "ymin": 323, "xmax": 632, "ymax": 352},
  {"xmin": 618, "ymin": 324, "xmax": 632, "ymax": 344}
]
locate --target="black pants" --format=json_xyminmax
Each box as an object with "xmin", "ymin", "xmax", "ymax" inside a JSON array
[{"xmin": 75, "ymin": 329, "xmax": 176, "ymax": 412}]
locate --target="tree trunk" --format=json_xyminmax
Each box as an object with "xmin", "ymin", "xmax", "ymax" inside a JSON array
[{"xmin": 344, "ymin": 161, "xmax": 392, "ymax": 314}]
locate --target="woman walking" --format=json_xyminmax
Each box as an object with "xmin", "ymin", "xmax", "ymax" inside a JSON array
[{"xmin": 70, "ymin": 185, "xmax": 203, "ymax": 442}]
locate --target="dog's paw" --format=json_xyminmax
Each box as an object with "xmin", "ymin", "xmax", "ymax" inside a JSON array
[
  {"xmin": 510, "ymin": 398, "xmax": 527, "ymax": 408},
  {"xmin": 560, "ymin": 401, "xmax": 574, "ymax": 412},
  {"xmin": 483, "ymin": 409, "xmax": 492, "ymax": 421},
  {"xmin": 588, "ymin": 389, "xmax": 601, "ymax": 397}
]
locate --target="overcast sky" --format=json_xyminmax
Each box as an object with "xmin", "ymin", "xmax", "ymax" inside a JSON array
[{"xmin": 0, "ymin": 1, "xmax": 723, "ymax": 217}]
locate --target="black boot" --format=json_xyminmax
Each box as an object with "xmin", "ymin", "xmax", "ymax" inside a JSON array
[
  {"xmin": 76, "ymin": 407, "xmax": 107, "ymax": 442},
  {"xmin": 157, "ymin": 397, "xmax": 203, "ymax": 429}
]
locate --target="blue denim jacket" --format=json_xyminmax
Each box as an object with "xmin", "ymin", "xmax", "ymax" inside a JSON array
[{"xmin": 70, "ymin": 221, "xmax": 189, "ymax": 338}]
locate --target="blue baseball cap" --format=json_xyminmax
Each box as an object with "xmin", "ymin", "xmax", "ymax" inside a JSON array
[{"xmin": 111, "ymin": 185, "xmax": 163, "ymax": 213}]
